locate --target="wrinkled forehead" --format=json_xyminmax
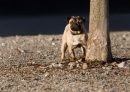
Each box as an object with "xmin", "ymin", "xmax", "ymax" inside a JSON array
[{"xmin": 69, "ymin": 16, "xmax": 84, "ymax": 22}]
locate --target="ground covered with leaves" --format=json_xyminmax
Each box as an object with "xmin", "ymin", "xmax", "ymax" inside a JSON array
[{"xmin": 0, "ymin": 31, "xmax": 130, "ymax": 92}]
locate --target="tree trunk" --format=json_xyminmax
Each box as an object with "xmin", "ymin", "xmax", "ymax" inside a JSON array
[{"xmin": 86, "ymin": 0, "xmax": 112, "ymax": 62}]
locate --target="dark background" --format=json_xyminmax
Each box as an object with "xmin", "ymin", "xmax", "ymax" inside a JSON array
[{"xmin": 0, "ymin": 0, "xmax": 130, "ymax": 36}]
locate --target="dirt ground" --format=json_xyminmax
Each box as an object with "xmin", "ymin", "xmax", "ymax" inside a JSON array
[{"xmin": 0, "ymin": 31, "xmax": 130, "ymax": 92}]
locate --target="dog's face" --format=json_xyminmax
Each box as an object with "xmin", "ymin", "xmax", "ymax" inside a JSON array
[{"xmin": 67, "ymin": 16, "xmax": 85, "ymax": 34}]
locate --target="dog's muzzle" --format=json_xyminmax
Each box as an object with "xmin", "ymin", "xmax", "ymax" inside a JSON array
[
  {"xmin": 69, "ymin": 23, "xmax": 82, "ymax": 35},
  {"xmin": 70, "ymin": 23, "xmax": 81, "ymax": 31}
]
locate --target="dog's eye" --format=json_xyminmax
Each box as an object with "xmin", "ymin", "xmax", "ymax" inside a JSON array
[{"xmin": 78, "ymin": 22, "xmax": 82, "ymax": 24}]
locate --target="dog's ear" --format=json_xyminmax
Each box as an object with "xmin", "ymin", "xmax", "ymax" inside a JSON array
[
  {"xmin": 67, "ymin": 17, "xmax": 71, "ymax": 23},
  {"xmin": 78, "ymin": 16, "xmax": 86, "ymax": 23},
  {"xmin": 82, "ymin": 17, "xmax": 86, "ymax": 23}
]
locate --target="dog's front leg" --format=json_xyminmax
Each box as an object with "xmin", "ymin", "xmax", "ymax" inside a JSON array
[
  {"xmin": 61, "ymin": 42, "xmax": 67, "ymax": 61},
  {"xmin": 68, "ymin": 45, "xmax": 75, "ymax": 59},
  {"xmin": 81, "ymin": 46, "xmax": 86, "ymax": 56},
  {"xmin": 81, "ymin": 46, "xmax": 86, "ymax": 60}
]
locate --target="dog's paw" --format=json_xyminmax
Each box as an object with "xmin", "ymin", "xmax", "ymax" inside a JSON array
[{"xmin": 61, "ymin": 58, "xmax": 66, "ymax": 61}]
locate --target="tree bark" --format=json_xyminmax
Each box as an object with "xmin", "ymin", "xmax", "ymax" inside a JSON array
[{"xmin": 86, "ymin": 0, "xmax": 112, "ymax": 62}]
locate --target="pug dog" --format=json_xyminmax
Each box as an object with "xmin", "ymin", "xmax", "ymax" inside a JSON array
[{"xmin": 61, "ymin": 16, "xmax": 88, "ymax": 61}]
